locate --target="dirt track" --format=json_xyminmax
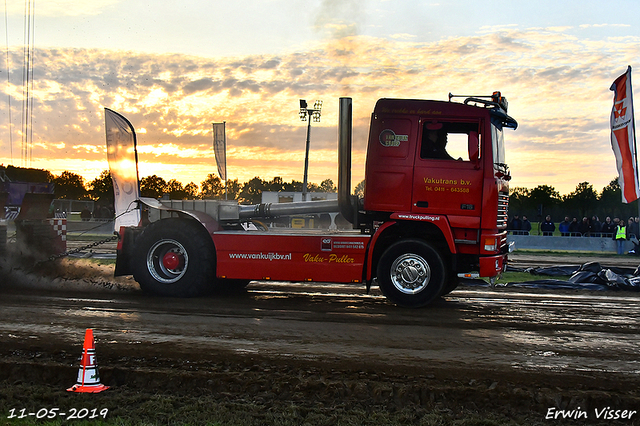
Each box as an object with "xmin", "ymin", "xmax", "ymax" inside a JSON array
[{"xmin": 1, "ymin": 253, "xmax": 639, "ymax": 425}]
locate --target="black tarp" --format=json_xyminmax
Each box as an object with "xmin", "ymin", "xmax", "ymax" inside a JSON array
[{"xmin": 491, "ymin": 261, "xmax": 640, "ymax": 291}]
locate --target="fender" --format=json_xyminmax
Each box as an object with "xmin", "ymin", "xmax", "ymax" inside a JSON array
[
  {"xmin": 365, "ymin": 214, "xmax": 457, "ymax": 282},
  {"xmin": 114, "ymin": 198, "xmax": 221, "ymax": 277},
  {"xmin": 365, "ymin": 220, "xmax": 396, "ymax": 282},
  {"xmin": 389, "ymin": 212, "xmax": 456, "ymax": 253},
  {"xmin": 138, "ymin": 197, "xmax": 222, "ymax": 235}
]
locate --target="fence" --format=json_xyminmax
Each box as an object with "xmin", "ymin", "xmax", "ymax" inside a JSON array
[
  {"xmin": 510, "ymin": 231, "xmax": 616, "ymax": 238},
  {"xmin": 508, "ymin": 234, "xmax": 634, "ymax": 253}
]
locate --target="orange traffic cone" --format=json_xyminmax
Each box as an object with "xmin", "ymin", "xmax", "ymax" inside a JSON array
[{"xmin": 67, "ymin": 329, "xmax": 109, "ymax": 393}]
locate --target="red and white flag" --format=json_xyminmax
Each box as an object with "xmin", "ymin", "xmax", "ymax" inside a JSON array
[{"xmin": 610, "ymin": 66, "xmax": 639, "ymax": 203}]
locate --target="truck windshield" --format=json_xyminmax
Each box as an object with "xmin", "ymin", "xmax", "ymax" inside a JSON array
[
  {"xmin": 489, "ymin": 108, "xmax": 516, "ymax": 170},
  {"xmin": 491, "ymin": 121, "xmax": 506, "ymax": 167}
]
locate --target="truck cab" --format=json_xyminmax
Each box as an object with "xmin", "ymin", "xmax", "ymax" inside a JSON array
[{"xmin": 359, "ymin": 94, "xmax": 516, "ymax": 302}]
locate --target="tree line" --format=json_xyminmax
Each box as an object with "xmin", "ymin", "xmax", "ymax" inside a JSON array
[
  {"xmin": 509, "ymin": 178, "xmax": 639, "ymax": 223},
  {"xmin": 7, "ymin": 165, "xmax": 631, "ymax": 221},
  {"xmin": 1, "ymin": 165, "xmax": 344, "ymax": 206}
]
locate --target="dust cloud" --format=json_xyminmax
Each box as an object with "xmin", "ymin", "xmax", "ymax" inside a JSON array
[{"xmin": 0, "ymin": 254, "xmax": 139, "ymax": 293}]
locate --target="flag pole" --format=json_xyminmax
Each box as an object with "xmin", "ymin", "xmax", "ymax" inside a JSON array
[{"xmin": 223, "ymin": 122, "xmax": 227, "ymax": 200}]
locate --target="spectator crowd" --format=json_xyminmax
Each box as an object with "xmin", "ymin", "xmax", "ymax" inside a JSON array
[
  {"xmin": 508, "ymin": 214, "xmax": 640, "ymax": 238},
  {"xmin": 508, "ymin": 214, "xmax": 640, "ymax": 255}
]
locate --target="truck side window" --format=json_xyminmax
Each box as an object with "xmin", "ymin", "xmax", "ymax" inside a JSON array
[
  {"xmin": 419, "ymin": 121, "xmax": 480, "ymax": 161},
  {"xmin": 420, "ymin": 127, "xmax": 453, "ymax": 160}
]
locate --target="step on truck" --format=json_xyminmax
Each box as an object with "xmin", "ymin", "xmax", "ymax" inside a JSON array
[{"xmin": 107, "ymin": 93, "xmax": 517, "ymax": 307}]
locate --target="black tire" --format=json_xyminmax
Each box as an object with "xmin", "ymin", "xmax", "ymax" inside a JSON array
[
  {"xmin": 218, "ymin": 278, "xmax": 251, "ymax": 294},
  {"xmin": 377, "ymin": 239, "xmax": 445, "ymax": 308},
  {"xmin": 439, "ymin": 278, "xmax": 459, "ymax": 297},
  {"xmin": 133, "ymin": 218, "xmax": 215, "ymax": 297}
]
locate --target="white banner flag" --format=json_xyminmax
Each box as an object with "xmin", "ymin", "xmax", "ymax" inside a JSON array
[
  {"xmin": 213, "ymin": 123, "xmax": 227, "ymax": 181},
  {"xmin": 105, "ymin": 108, "xmax": 141, "ymax": 231},
  {"xmin": 610, "ymin": 66, "xmax": 639, "ymax": 204},
  {"xmin": 213, "ymin": 122, "xmax": 227, "ymax": 181}
]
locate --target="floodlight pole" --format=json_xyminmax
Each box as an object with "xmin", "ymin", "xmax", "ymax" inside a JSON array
[
  {"xmin": 302, "ymin": 117, "xmax": 312, "ymax": 202},
  {"xmin": 299, "ymin": 99, "xmax": 322, "ymax": 202}
]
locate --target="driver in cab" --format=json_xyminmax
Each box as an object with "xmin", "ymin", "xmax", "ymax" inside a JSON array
[{"xmin": 421, "ymin": 122, "xmax": 454, "ymax": 160}]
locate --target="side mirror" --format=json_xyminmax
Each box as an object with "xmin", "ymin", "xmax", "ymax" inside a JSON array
[{"xmin": 468, "ymin": 131, "xmax": 480, "ymax": 164}]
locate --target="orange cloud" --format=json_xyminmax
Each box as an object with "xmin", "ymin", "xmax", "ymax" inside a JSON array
[{"xmin": 0, "ymin": 29, "xmax": 638, "ymax": 195}]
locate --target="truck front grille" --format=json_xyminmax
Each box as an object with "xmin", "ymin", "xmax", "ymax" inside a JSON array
[{"xmin": 497, "ymin": 193, "xmax": 508, "ymax": 228}]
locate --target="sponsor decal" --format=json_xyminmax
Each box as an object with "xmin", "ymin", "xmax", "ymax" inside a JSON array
[
  {"xmin": 228, "ymin": 252, "xmax": 292, "ymax": 261},
  {"xmin": 379, "ymin": 129, "xmax": 408, "ymax": 147},
  {"xmin": 332, "ymin": 240, "xmax": 365, "ymax": 250},
  {"xmin": 377, "ymin": 107, "xmax": 443, "ymax": 115},
  {"xmin": 320, "ymin": 238, "xmax": 365, "ymax": 251},
  {"xmin": 303, "ymin": 253, "xmax": 355, "ymax": 264},
  {"xmin": 396, "ymin": 213, "xmax": 441, "ymax": 222},
  {"xmin": 424, "ymin": 176, "xmax": 473, "ymax": 193}
]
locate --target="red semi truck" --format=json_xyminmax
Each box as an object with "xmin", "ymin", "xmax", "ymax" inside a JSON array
[{"xmin": 109, "ymin": 94, "xmax": 517, "ymax": 307}]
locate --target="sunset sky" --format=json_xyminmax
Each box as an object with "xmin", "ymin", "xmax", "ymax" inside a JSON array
[{"xmin": 0, "ymin": 0, "xmax": 639, "ymax": 195}]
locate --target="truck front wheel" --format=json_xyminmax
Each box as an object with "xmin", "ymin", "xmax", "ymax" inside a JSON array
[
  {"xmin": 133, "ymin": 218, "xmax": 215, "ymax": 297},
  {"xmin": 377, "ymin": 240, "xmax": 445, "ymax": 307}
]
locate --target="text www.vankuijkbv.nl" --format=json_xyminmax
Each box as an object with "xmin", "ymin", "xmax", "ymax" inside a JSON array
[{"xmin": 228, "ymin": 252, "xmax": 292, "ymax": 261}]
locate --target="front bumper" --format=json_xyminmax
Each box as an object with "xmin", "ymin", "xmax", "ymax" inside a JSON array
[{"xmin": 478, "ymin": 253, "xmax": 508, "ymax": 278}]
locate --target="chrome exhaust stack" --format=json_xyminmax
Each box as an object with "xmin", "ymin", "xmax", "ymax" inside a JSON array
[
  {"xmin": 239, "ymin": 199, "xmax": 339, "ymax": 218},
  {"xmin": 239, "ymin": 97, "xmax": 357, "ymax": 223},
  {"xmin": 338, "ymin": 97, "xmax": 356, "ymax": 224}
]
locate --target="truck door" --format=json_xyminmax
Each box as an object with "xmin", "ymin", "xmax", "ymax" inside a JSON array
[
  {"xmin": 412, "ymin": 119, "xmax": 484, "ymax": 226},
  {"xmin": 364, "ymin": 116, "xmax": 416, "ymax": 213}
]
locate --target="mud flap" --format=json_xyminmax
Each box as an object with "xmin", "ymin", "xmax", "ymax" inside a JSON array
[{"xmin": 114, "ymin": 226, "xmax": 143, "ymax": 277}]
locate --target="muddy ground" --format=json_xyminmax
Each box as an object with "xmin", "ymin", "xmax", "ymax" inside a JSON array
[{"xmin": 1, "ymin": 252, "xmax": 639, "ymax": 425}]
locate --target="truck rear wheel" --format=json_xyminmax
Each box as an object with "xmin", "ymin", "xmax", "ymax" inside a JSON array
[
  {"xmin": 218, "ymin": 279, "xmax": 251, "ymax": 293},
  {"xmin": 133, "ymin": 218, "xmax": 215, "ymax": 297},
  {"xmin": 377, "ymin": 240, "xmax": 445, "ymax": 307}
]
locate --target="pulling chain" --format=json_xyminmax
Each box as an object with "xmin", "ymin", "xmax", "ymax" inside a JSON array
[{"xmin": 43, "ymin": 234, "xmax": 119, "ymax": 263}]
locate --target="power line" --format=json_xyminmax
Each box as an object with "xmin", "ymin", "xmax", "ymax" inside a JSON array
[
  {"xmin": 28, "ymin": 0, "xmax": 34, "ymax": 164},
  {"xmin": 4, "ymin": 0, "xmax": 13, "ymax": 164},
  {"xmin": 21, "ymin": 0, "xmax": 27, "ymax": 165},
  {"xmin": 20, "ymin": 0, "xmax": 34, "ymax": 167}
]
